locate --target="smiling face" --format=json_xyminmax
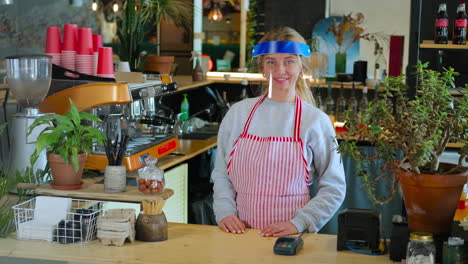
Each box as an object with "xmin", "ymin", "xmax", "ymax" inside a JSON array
[{"xmin": 262, "ymin": 53, "xmax": 304, "ymax": 95}]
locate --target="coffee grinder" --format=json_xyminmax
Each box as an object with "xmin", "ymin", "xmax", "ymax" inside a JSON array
[{"xmin": 5, "ymin": 55, "xmax": 52, "ymax": 180}]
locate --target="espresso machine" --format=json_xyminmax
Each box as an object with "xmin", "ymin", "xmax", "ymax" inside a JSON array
[
  {"xmin": 6, "ymin": 55, "xmax": 51, "ymax": 181},
  {"xmin": 39, "ymin": 76, "xmax": 178, "ymax": 172}
]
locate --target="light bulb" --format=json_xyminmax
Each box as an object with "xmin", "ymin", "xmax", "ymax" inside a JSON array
[
  {"xmin": 91, "ymin": 1, "xmax": 98, "ymax": 11},
  {"xmin": 112, "ymin": 2, "xmax": 119, "ymax": 12},
  {"xmin": 208, "ymin": 3, "xmax": 223, "ymax": 22}
]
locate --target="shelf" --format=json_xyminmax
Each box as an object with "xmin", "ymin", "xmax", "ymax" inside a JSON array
[
  {"xmin": 35, "ymin": 179, "xmax": 174, "ymax": 203},
  {"xmin": 416, "ymin": 88, "xmax": 464, "ymax": 96},
  {"xmin": 420, "ymin": 40, "xmax": 468, "ymax": 49}
]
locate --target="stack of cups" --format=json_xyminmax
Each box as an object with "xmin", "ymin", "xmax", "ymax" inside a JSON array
[
  {"xmin": 93, "ymin": 34, "xmax": 103, "ymax": 75},
  {"xmin": 97, "ymin": 47, "xmax": 115, "ymax": 78},
  {"xmin": 45, "ymin": 27, "xmax": 62, "ymax": 65},
  {"xmin": 76, "ymin": 28, "xmax": 94, "ymax": 75},
  {"xmin": 61, "ymin": 24, "xmax": 77, "ymax": 71}
]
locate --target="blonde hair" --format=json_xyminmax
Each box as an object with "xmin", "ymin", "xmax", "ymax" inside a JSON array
[{"xmin": 255, "ymin": 27, "xmax": 315, "ymax": 106}]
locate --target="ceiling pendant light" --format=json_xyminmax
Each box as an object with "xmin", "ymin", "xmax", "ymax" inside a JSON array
[
  {"xmin": 112, "ymin": 0, "xmax": 119, "ymax": 13},
  {"xmin": 0, "ymin": 0, "xmax": 14, "ymax": 5},
  {"xmin": 208, "ymin": 2, "xmax": 223, "ymax": 22},
  {"xmin": 91, "ymin": 0, "xmax": 98, "ymax": 11}
]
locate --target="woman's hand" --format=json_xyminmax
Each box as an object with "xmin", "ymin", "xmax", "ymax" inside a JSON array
[
  {"xmin": 260, "ymin": 221, "xmax": 298, "ymax": 237},
  {"xmin": 218, "ymin": 215, "xmax": 246, "ymax": 234}
]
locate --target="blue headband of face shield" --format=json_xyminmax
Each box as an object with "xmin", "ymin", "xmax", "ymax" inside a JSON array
[{"xmin": 252, "ymin": 41, "xmax": 311, "ymax": 57}]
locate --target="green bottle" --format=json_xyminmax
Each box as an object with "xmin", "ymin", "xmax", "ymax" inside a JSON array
[{"xmin": 180, "ymin": 94, "xmax": 189, "ymax": 121}]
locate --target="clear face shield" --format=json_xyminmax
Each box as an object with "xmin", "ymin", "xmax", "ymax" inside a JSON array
[
  {"xmin": 250, "ymin": 41, "xmax": 311, "ymax": 73},
  {"xmin": 250, "ymin": 41, "xmax": 311, "ymax": 98}
]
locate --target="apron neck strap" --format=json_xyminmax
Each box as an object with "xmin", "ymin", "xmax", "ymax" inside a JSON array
[
  {"xmin": 242, "ymin": 94, "xmax": 302, "ymax": 140},
  {"xmin": 294, "ymin": 96, "xmax": 302, "ymax": 140}
]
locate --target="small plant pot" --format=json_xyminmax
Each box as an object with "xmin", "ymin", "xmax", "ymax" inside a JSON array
[
  {"xmin": 48, "ymin": 153, "xmax": 87, "ymax": 188},
  {"xmin": 104, "ymin": 165, "xmax": 127, "ymax": 193}
]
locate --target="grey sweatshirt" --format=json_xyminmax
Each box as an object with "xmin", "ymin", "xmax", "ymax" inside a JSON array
[{"xmin": 212, "ymin": 96, "xmax": 346, "ymax": 233}]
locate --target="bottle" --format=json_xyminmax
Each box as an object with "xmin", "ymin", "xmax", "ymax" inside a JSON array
[
  {"xmin": 394, "ymin": 95, "xmax": 403, "ymax": 122},
  {"xmin": 315, "ymin": 85, "xmax": 325, "ymax": 111},
  {"xmin": 347, "ymin": 82, "xmax": 359, "ymax": 116},
  {"xmin": 436, "ymin": 50, "xmax": 447, "ymax": 72},
  {"xmin": 453, "ymin": 3, "xmax": 467, "ymax": 45},
  {"xmin": 180, "ymin": 94, "xmax": 189, "ymax": 121},
  {"xmin": 192, "ymin": 57, "xmax": 204, "ymax": 81},
  {"xmin": 240, "ymin": 87, "xmax": 248, "ymax": 100},
  {"xmin": 373, "ymin": 83, "xmax": 380, "ymax": 103},
  {"xmin": 434, "ymin": 3, "xmax": 449, "ymax": 44},
  {"xmin": 358, "ymin": 86, "xmax": 369, "ymax": 114},
  {"xmin": 374, "ymin": 48, "xmax": 387, "ymax": 82},
  {"xmin": 406, "ymin": 232, "xmax": 436, "ymax": 264},
  {"xmin": 335, "ymin": 83, "xmax": 347, "ymax": 122},
  {"xmin": 453, "ymin": 180, "xmax": 468, "ymax": 221},
  {"xmin": 443, "ymin": 237, "xmax": 465, "ymax": 264},
  {"xmin": 325, "ymin": 82, "xmax": 335, "ymax": 122}
]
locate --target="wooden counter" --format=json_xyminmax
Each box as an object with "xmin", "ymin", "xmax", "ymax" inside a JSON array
[
  {"xmin": 157, "ymin": 137, "xmax": 217, "ymax": 171},
  {"xmin": 173, "ymin": 75, "xmax": 214, "ymax": 90},
  {"xmin": 0, "ymin": 223, "xmax": 394, "ymax": 264}
]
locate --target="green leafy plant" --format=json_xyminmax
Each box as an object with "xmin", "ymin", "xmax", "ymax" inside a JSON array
[
  {"xmin": 28, "ymin": 99, "xmax": 106, "ymax": 171},
  {"xmin": 0, "ymin": 123, "xmax": 45, "ymax": 238},
  {"xmin": 117, "ymin": 0, "xmax": 144, "ymax": 71},
  {"xmin": 140, "ymin": 0, "xmax": 192, "ymax": 56},
  {"xmin": 0, "ymin": 167, "xmax": 45, "ymax": 238},
  {"xmin": 338, "ymin": 61, "xmax": 468, "ymax": 205}
]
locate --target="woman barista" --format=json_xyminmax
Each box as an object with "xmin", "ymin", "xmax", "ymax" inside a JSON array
[{"xmin": 212, "ymin": 27, "xmax": 346, "ymax": 237}]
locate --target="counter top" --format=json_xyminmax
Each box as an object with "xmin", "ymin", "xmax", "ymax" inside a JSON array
[
  {"xmin": 0, "ymin": 223, "xmax": 394, "ymax": 264},
  {"xmin": 156, "ymin": 137, "xmax": 217, "ymax": 171}
]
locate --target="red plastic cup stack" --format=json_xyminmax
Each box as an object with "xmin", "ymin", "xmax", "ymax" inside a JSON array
[
  {"xmin": 76, "ymin": 28, "xmax": 94, "ymax": 75},
  {"xmin": 93, "ymin": 34, "xmax": 103, "ymax": 75},
  {"xmin": 61, "ymin": 24, "xmax": 78, "ymax": 71},
  {"xmin": 45, "ymin": 27, "xmax": 62, "ymax": 65},
  {"xmin": 97, "ymin": 47, "xmax": 115, "ymax": 78}
]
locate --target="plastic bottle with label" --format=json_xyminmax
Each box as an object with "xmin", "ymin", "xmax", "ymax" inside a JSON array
[
  {"xmin": 434, "ymin": 3, "xmax": 449, "ymax": 44},
  {"xmin": 453, "ymin": 3, "xmax": 468, "ymax": 44},
  {"xmin": 453, "ymin": 180, "xmax": 468, "ymax": 221},
  {"xmin": 180, "ymin": 94, "xmax": 189, "ymax": 121}
]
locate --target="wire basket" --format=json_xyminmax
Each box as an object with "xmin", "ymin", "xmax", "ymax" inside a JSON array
[{"xmin": 12, "ymin": 197, "xmax": 103, "ymax": 244}]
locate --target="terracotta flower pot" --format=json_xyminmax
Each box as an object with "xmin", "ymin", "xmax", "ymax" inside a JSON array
[
  {"xmin": 398, "ymin": 163, "xmax": 467, "ymax": 235},
  {"xmin": 143, "ymin": 55, "xmax": 175, "ymax": 75},
  {"xmin": 48, "ymin": 153, "xmax": 87, "ymax": 188}
]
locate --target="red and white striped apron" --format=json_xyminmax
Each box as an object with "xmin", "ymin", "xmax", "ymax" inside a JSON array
[{"xmin": 227, "ymin": 95, "xmax": 310, "ymax": 229}]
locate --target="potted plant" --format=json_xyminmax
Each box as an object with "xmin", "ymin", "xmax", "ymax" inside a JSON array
[
  {"xmin": 338, "ymin": 61, "xmax": 467, "ymax": 235},
  {"xmin": 140, "ymin": 0, "xmax": 192, "ymax": 74},
  {"xmin": 28, "ymin": 99, "xmax": 106, "ymax": 190},
  {"xmin": 117, "ymin": 0, "xmax": 145, "ymax": 71}
]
